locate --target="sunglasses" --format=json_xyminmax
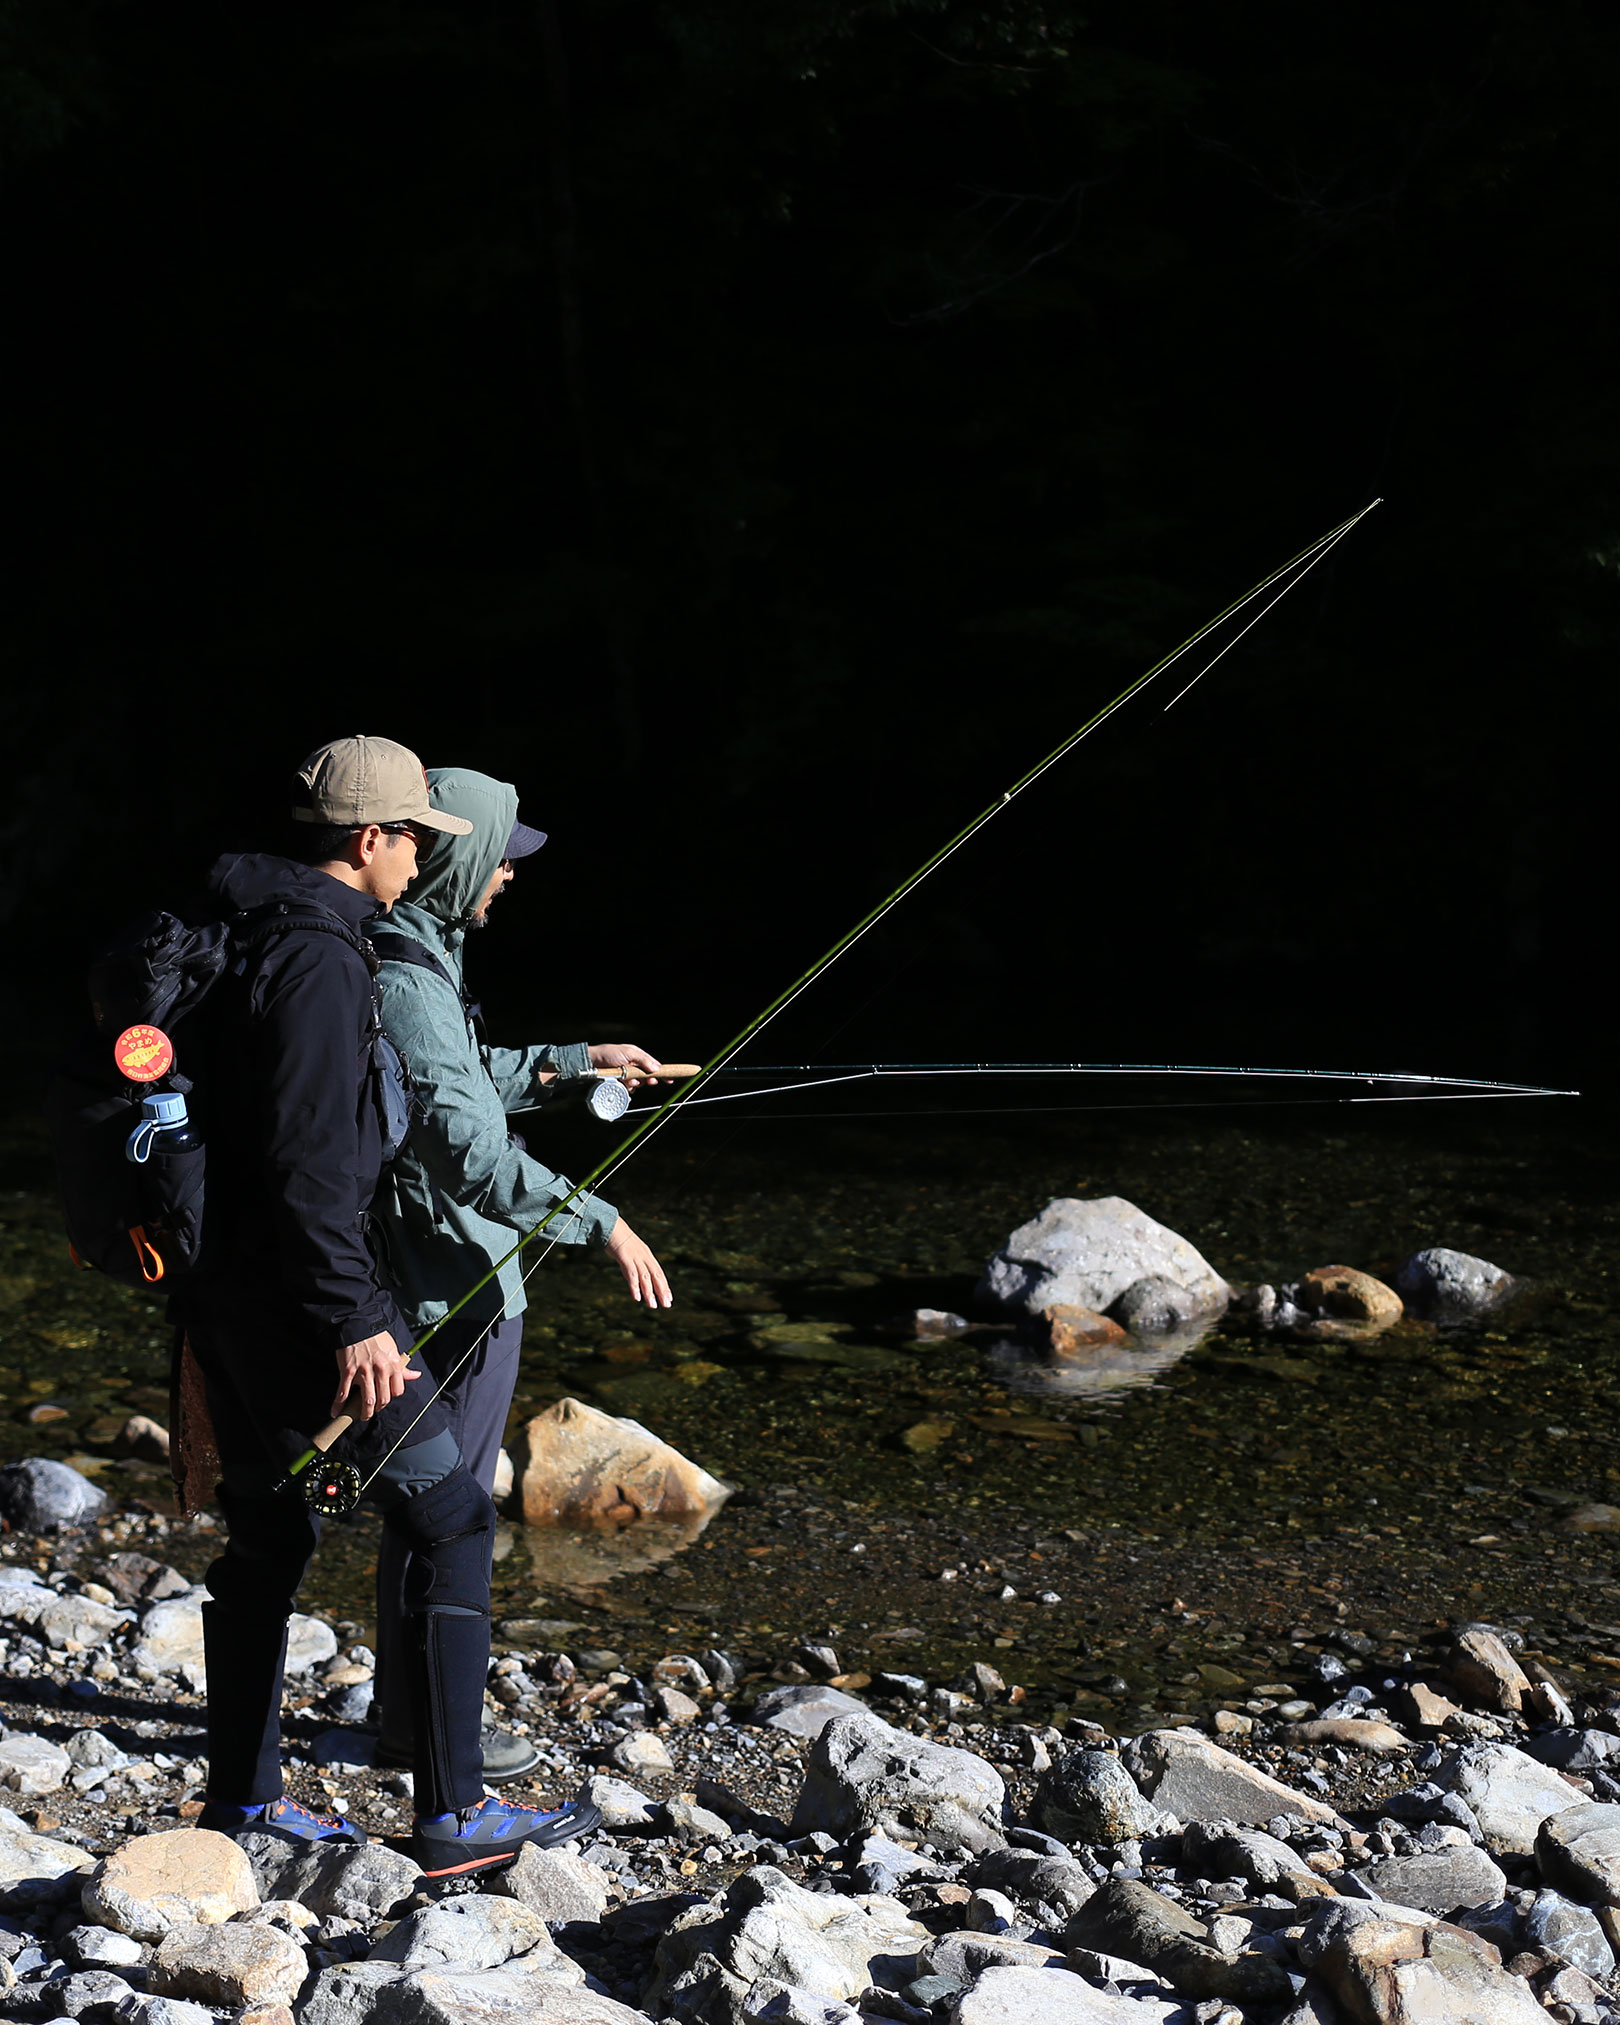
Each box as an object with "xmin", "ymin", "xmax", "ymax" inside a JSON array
[{"xmin": 378, "ymin": 822, "xmax": 434, "ymax": 850}]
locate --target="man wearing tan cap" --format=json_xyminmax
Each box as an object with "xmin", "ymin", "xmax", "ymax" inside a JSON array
[{"xmin": 178, "ymin": 735, "xmax": 601, "ymax": 1878}]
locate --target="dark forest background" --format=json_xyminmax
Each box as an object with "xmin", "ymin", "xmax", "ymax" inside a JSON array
[{"xmin": 2, "ymin": 1, "xmax": 1613, "ymax": 1105}]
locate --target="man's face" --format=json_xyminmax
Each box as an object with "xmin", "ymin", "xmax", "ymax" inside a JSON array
[
  {"xmin": 471, "ymin": 858, "xmax": 515, "ymax": 928},
  {"xmin": 363, "ymin": 826, "xmax": 422, "ymax": 911}
]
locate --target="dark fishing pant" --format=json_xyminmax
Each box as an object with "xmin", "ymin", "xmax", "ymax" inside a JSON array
[
  {"xmin": 183, "ymin": 1286, "xmax": 494, "ymax": 1819},
  {"xmin": 372, "ymin": 1311, "xmax": 522, "ymax": 1751}
]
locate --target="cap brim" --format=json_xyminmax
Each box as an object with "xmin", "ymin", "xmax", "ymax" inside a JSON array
[
  {"xmin": 417, "ymin": 807, "xmax": 475, "ymax": 836},
  {"xmin": 503, "ymin": 819, "xmax": 548, "ymax": 859}
]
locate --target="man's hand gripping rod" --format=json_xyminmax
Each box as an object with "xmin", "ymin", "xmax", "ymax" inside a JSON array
[{"xmin": 276, "ymin": 500, "xmax": 1382, "ymax": 1515}]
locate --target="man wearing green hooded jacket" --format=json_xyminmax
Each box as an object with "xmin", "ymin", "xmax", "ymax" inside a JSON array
[{"xmin": 367, "ymin": 767, "xmax": 671, "ymax": 1782}]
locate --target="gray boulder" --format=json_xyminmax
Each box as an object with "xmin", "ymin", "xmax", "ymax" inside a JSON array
[
  {"xmin": 1536, "ymin": 1801, "xmax": 1620, "ymax": 1906},
  {"xmin": 971, "ymin": 1847, "xmax": 1097, "ymax": 1918},
  {"xmin": 1296, "ymin": 1900, "xmax": 1543, "ymax": 2025},
  {"xmin": 490, "ymin": 1843, "xmax": 613, "ymax": 1925},
  {"xmin": 1110, "ymin": 1277, "xmax": 1216, "ymax": 1336},
  {"xmin": 955, "ymin": 1964, "xmax": 1184, "ymax": 2025},
  {"xmin": 261, "ymin": 1840, "xmax": 420, "ymax": 1921},
  {"xmin": 1064, "ymin": 1879, "xmax": 1293, "ymax": 2003},
  {"xmin": 1033, "ymin": 1750, "xmax": 1162, "ymax": 1846},
  {"xmin": 753, "ymin": 1687, "xmax": 868, "ymax": 1741},
  {"xmin": 301, "ymin": 1961, "xmax": 646, "ymax": 2023},
  {"xmin": 977, "ymin": 1198, "xmax": 1229, "ymax": 1323},
  {"xmin": 0, "ymin": 1460, "xmax": 107, "ymax": 1532},
  {"xmin": 1522, "ymin": 1730, "xmax": 1620, "ymax": 1775},
  {"xmin": 742, "ymin": 1983, "xmax": 860, "ymax": 2025},
  {"xmin": 370, "ymin": 1896, "xmax": 579, "ymax": 1975},
  {"xmin": 1393, "ymin": 1249, "xmax": 1515, "ymax": 1320},
  {"xmin": 1121, "ymin": 1728, "xmax": 1338, "ymax": 1827},
  {"xmin": 1522, "ymin": 1890, "xmax": 1615, "ymax": 1979},
  {"xmin": 581, "ymin": 1775, "xmax": 659, "ymax": 1830},
  {"xmin": 1179, "ymin": 1820, "xmax": 1313, "ymax": 1890},
  {"xmin": 791, "ymin": 1712, "xmax": 1007, "ymax": 1855},
  {"xmin": 1348, "ymin": 1844, "xmax": 1506, "ymax": 1914},
  {"xmin": 1440, "ymin": 1742, "xmax": 1584, "ymax": 1854},
  {"xmin": 645, "ymin": 1864, "xmax": 924, "ymax": 2025}
]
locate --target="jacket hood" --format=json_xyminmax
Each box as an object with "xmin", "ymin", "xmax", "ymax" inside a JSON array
[
  {"xmin": 206, "ymin": 852, "xmax": 380, "ymax": 929},
  {"xmin": 397, "ymin": 769, "xmax": 523, "ymax": 934}
]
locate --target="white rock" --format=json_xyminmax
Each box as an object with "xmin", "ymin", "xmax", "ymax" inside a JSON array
[
  {"xmin": 0, "ymin": 1813, "xmax": 97, "ymax": 1888},
  {"xmin": 955, "ymin": 1964, "xmax": 1184, "ymax": 2025},
  {"xmin": 128, "ymin": 1594, "xmax": 208, "ymax": 1688},
  {"xmin": 286, "ymin": 1613, "xmax": 340, "ymax": 1674},
  {"xmin": 754, "ymin": 1685, "xmax": 870, "ymax": 1740},
  {"xmin": 1440, "ymin": 1742, "xmax": 1584, "ymax": 1855},
  {"xmin": 302, "ymin": 1959, "xmax": 648, "ymax": 2023},
  {"xmin": 791, "ymin": 1711, "xmax": 1007, "ymax": 1854},
  {"xmin": 490, "ymin": 1842, "xmax": 614, "ymax": 1924},
  {"xmin": 0, "ymin": 1734, "xmax": 72, "ymax": 1796},
  {"xmin": 646, "ymin": 1863, "xmax": 924, "ymax": 2024},
  {"xmin": 82, "ymin": 1828, "xmax": 259, "ymax": 1940},
  {"xmin": 37, "ymin": 1593, "xmax": 129, "ymax": 1650},
  {"xmin": 978, "ymin": 1196, "xmax": 1229, "ymax": 1323},
  {"xmin": 492, "ymin": 1447, "xmax": 515, "ymax": 1503},
  {"xmin": 0, "ymin": 1566, "xmax": 51, "ymax": 1626},
  {"xmin": 611, "ymin": 1732, "xmax": 674, "ymax": 1776},
  {"xmin": 370, "ymin": 1895, "xmax": 581, "ymax": 1975},
  {"xmin": 581, "ymin": 1774, "xmax": 659, "ymax": 1829},
  {"xmin": 1536, "ymin": 1802, "xmax": 1620, "ymax": 1906},
  {"xmin": 744, "ymin": 1980, "xmax": 862, "ymax": 2024}
]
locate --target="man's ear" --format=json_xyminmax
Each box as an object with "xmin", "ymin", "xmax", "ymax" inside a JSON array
[{"xmin": 353, "ymin": 823, "xmax": 385, "ymax": 867}]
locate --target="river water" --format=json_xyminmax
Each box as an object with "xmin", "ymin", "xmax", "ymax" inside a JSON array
[{"xmin": 4, "ymin": 1097, "xmax": 1616, "ymax": 1727}]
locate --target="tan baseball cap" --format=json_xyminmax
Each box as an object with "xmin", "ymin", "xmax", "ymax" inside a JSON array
[{"xmin": 291, "ymin": 735, "xmax": 474, "ymax": 836}]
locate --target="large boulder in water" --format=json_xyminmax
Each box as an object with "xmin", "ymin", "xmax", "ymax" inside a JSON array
[
  {"xmin": 978, "ymin": 1197, "xmax": 1229, "ymax": 1330},
  {"xmin": 1394, "ymin": 1247, "xmax": 1516, "ymax": 1320},
  {"xmin": 511, "ymin": 1396, "xmax": 731, "ymax": 1525}
]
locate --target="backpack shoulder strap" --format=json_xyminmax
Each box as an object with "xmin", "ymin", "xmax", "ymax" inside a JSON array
[{"xmin": 368, "ymin": 928, "xmax": 457, "ymax": 994}]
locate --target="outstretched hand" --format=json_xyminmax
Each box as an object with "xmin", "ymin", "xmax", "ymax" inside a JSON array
[
  {"xmin": 331, "ymin": 1330, "xmax": 420, "ymax": 1419},
  {"xmin": 606, "ymin": 1218, "xmax": 673, "ymax": 1308}
]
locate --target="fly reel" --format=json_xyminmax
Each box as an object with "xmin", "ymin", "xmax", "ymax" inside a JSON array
[{"xmin": 300, "ymin": 1458, "xmax": 363, "ymax": 1517}]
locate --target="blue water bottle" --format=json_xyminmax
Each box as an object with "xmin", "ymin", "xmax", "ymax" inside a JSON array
[{"xmin": 125, "ymin": 1090, "xmax": 203, "ymax": 1165}]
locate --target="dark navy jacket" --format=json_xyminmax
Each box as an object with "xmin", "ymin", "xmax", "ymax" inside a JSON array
[{"xmin": 182, "ymin": 852, "xmax": 395, "ymax": 1354}]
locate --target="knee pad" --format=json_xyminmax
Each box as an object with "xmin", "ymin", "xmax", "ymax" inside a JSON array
[
  {"xmin": 205, "ymin": 1485, "xmax": 319, "ymax": 1619},
  {"xmin": 384, "ymin": 1463, "xmax": 495, "ymax": 1620}
]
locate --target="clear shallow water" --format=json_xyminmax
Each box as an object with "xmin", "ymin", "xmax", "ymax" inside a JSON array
[{"xmin": 5, "ymin": 1099, "xmax": 1618, "ymax": 1726}]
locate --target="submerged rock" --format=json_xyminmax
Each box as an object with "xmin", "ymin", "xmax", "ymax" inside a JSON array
[
  {"xmin": 510, "ymin": 1397, "xmax": 731, "ymax": 1525},
  {"xmin": 978, "ymin": 1197, "xmax": 1229, "ymax": 1324},
  {"xmin": 1393, "ymin": 1248, "xmax": 1515, "ymax": 1320},
  {"xmin": 1295, "ymin": 1265, "xmax": 1402, "ymax": 1328}
]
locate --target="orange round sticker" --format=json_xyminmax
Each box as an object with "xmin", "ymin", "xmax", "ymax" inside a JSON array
[{"xmin": 114, "ymin": 1024, "xmax": 174, "ymax": 1083}]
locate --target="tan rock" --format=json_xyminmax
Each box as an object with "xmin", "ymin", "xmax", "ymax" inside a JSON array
[
  {"xmin": 1310, "ymin": 1909, "xmax": 1543, "ymax": 2025},
  {"xmin": 1297, "ymin": 1267, "xmax": 1403, "ymax": 1327},
  {"xmin": 82, "ymin": 1828, "xmax": 258, "ymax": 1939},
  {"xmin": 900, "ymin": 1419, "xmax": 954, "ymax": 1454},
  {"xmin": 1562, "ymin": 1503, "xmax": 1620, "ymax": 1533},
  {"xmin": 1279, "ymin": 1720, "xmax": 1409, "ymax": 1755},
  {"xmin": 510, "ymin": 1397, "xmax": 730, "ymax": 1525},
  {"xmin": 150, "ymin": 1920, "xmax": 306, "ymax": 2006},
  {"xmin": 1042, "ymin": 1305, "xmax": 1130, "ymax": 1354},
  {"xmin": 1445, "ymin": 1628, "xmax": 1531, "ymax": 1714},
  {"xmin": 1407, "ymin": 1682, "xmax": 1463, "ymax": 1729},
  {"xmin": 118, "ymin": 1414, "xmax": 171, "ymax": 1463},
  {"xmin": 1122, "ymin": 1728, "xmax": 1341, "ymax": 1827}
]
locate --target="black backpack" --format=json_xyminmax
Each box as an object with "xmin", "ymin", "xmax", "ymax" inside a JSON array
[{"xmin": 49, "ymin": 902, "xmax": 416, "ymax": 1290}]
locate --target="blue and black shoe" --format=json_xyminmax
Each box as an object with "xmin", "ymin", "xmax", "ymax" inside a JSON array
[
  {"xmin": 197, "ymin": 1797, "xmax": 367, "ymax": 1847},
  {"xmin": 412, "ymin": 1793, "xmax": 602, "ymax": 1878}
]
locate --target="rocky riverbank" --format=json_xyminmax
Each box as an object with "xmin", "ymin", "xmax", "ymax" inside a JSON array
[{"xmin": 5, "ymin": 1473, "xmax": 1620, "ymax": 2024}]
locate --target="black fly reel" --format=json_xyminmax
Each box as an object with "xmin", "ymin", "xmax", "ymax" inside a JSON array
[{"xmin": 300, "ymin": 1457, "xmax": 363, "ymax": 1517}]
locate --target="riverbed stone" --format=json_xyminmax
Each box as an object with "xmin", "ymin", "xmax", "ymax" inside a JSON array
[
  {"xmin": 1043, "ymin": 1307, "xmax": 1130, "ymax": 1354},
  {"xmin": 44, "ymin": 1967, "xmax": 138, "ymax": 2015},
  {"xmin": 978, "ymin": 1197, "xmax": 1229, "ymax": 1322},
  {"xmin": 0, "ymin": 1736, "xmax": 72, "ymax": 1796},
  {"xmin": 611, "ymin": 1732, "xmax": 675, "ymax": 1777},
  {"xmin": 1440, "ymin": 1743, "xmax": 1584, "ymax": 1855},
  {"xmin": 489, "ymin": 1842, "xmax": 614, "ymax": 1924},
  {"xmin": 1110, "ymin": 1276, "xmax": 1216, "ymax": 1336},
  {"xmin": 82, "ymin": 1829, "xmax": 259, "ymax": 1940},
  {"xmin": 0, "ymin": 1813, "xmax": 97, "ymax": 1891},
  {"xmin": 259, "ymin": 1841, "xmax": 420, "ymax": 1922},
  {"xmin": 1393, "ymin": 1249, "xmax": 1515, "ymax": 1321},
  {"xmin": 1180, "ymin": 1820, "xmax": 1313, "ymax": 1889},
  {"xmin": 1279, "ymin": 1720, "xmax": 1409, "ymax": 1756},
  {"xmin": 1444, "ymin": 1629, "xmax": 1531, "ymax": 1715},
  {"xmin": 1524, "ymin": 1731, "xmax": 1620, "ymax": 1775},
  {"xmin": 1296, "ymin": 1266, "xmax": 1402, "ymax": 1327},
  {"xmin": 1121, "ymin": 1728, "xmax": 1340, "ymax": 1827},
  {"xmin": 149, "ymin": 1920, "xmax": 307, "ymax": 2007},
  {"xmin": 754, "ymin": 1686, "xmax": 870, "ymax": 1740},
  {"xmin": 1032, "ymin": 1749, "xmax": 1162, "ymax": 1845},
  {"xmin": 791, "ymin": 1711, "xmax": 1007, "ymax": 1855},
  {"xmin": 1302, "ymin": 1900, "xmax": 1544, "ymax": 2025},
  {"xmin": 0, "ymin": 1458, "xmax": 108, "ymax": 1531},
  {"xmin": 920, "ymin": 1933, "xmax": 1067, "ymax": 1978},
  {"xmin": 582, "ymin": 1775, "xmax": 659, "ymax": 1829},
  {"xmin": 1521, "ymin": 1891, "xmax": 1615, "ymax": 1979},
  {"xmin": 1350, "ymin": 1846, "xmax": 1507, "ymax": 1914},
  {"xmin": 370, "ymin": 1895, "xmax": 579, "ymax": 1974},
  {"xmin": 302, "ymin": 1960, "xmax": 644, "ymax": 2024},
  {"xmin": 37, "ymin": 1593, "xmax": 127, "ymax": 1651},
  {"xmin": 972, "ymin": 1847, "xmax": 1097, "ymax": 1918},
  {"xmin": 645, "ymin": 1863, "xmax": 924, "ymax": 2024},
  {"xmin": 1535, "ymin": 1802, "xmax": 1620, "ymax": 1905},
  {"xmin": 1065, "ymin": 1878, "xmax": 1294, "ymax": 2003},
  {"xmin": 955, "ymin": 1963, "xmax": 1184, "ymax": 2025}
]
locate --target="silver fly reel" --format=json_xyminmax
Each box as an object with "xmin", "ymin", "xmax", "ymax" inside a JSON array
[{"xmin": 587, "ymin": 1077, "xmax": 632, "ymax": 1123}]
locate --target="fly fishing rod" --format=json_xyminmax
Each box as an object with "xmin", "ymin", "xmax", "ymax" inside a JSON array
[{"xmin": 278, "ymin": 500, "xmax": 1386, "ymax": 1512}]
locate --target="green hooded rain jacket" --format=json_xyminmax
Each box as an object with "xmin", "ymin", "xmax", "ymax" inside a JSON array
[{"xmin": 369, "ymin": 768, "xmax": 617, "ymax": 1329}]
